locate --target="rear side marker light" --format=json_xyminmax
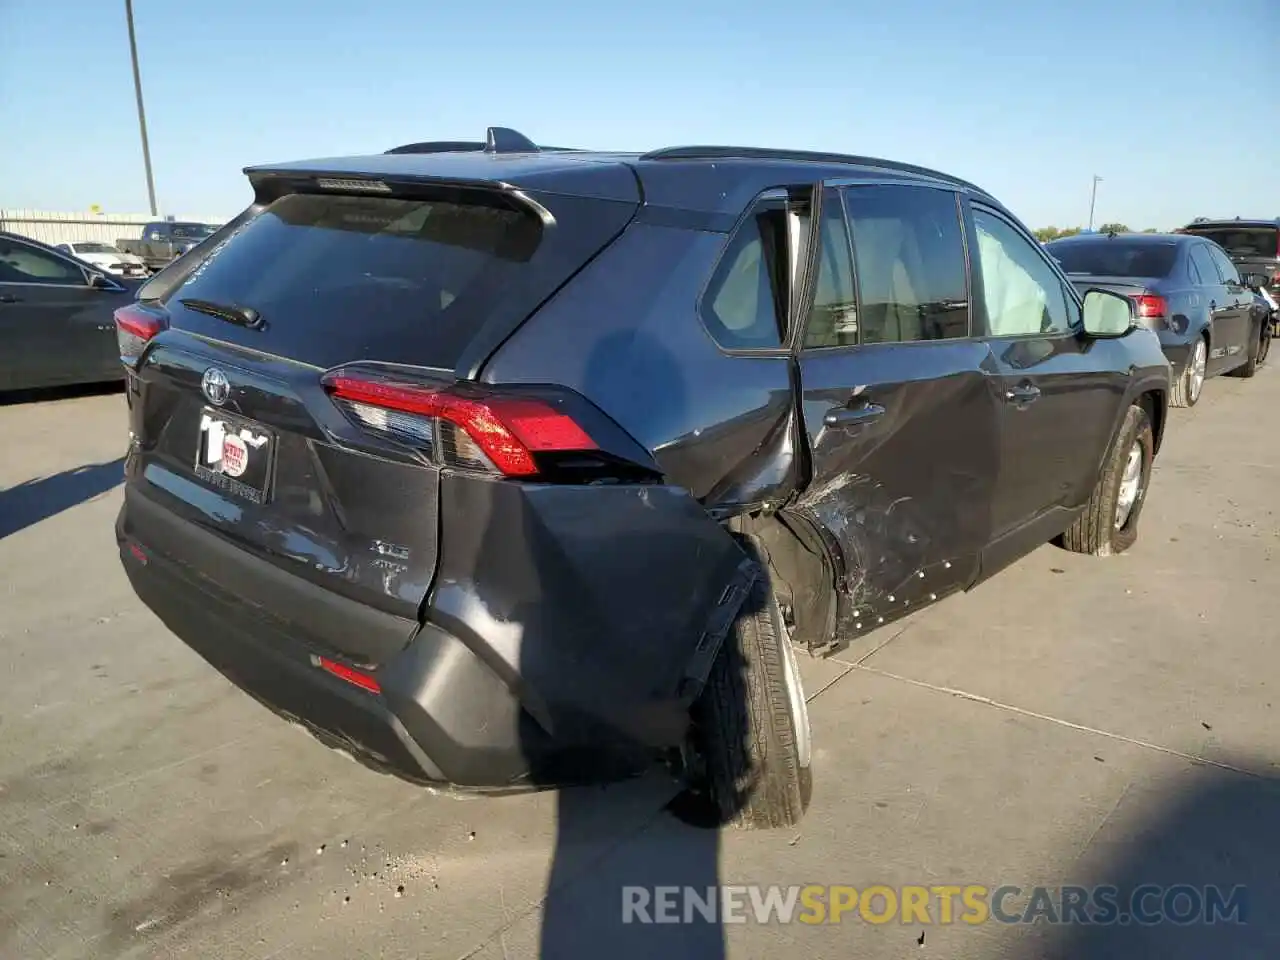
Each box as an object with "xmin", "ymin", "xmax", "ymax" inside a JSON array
[
  {"xmin": 126, "ymin": 541, "xmax": 149, "ymax": 565},
  {"xmin": 114, "ymin": 304, "xmax": 166, "ymax": 361},
  {"xmin": 315, "ymin": 656, "xmax": 381, "ymax": 694},
  {"xmin": 321, "ymin": 373, "xmax": 597, "ymax": 477}
]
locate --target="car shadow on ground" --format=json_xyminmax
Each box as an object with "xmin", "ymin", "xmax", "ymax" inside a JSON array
[
  {"xmin": 530, "ymin": 326, "xmax": 738, "ymax": 958},
  {"xmin": 0, "ymin": 457, "xmax": 125, "ymax": 539},
  {"xmin": 0, "ymin": 380, "xmax": 124, "ymax": 407},
  {"xmin": 1022, "ymin": 762, "xmax": 1280, "ymax": 959}
]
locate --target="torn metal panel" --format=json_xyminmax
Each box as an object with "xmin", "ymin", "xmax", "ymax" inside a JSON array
[{"xmin": 792, "ymin": 341, "xmax": 1003, "ymax": 653}]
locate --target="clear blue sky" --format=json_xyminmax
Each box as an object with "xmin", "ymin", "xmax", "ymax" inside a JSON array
[{"xmin": 2, "ymin": 0, "xmax": 1277, "ymax": 229}]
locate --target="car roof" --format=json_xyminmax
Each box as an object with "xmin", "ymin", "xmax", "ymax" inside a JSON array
[
  {"xmin": 244, "ymin": 126, "xmax": 999, "ymax": 220},
  {"xmin": 1048, "ymin": 232, "xmax": 1189, "ymax": 245},
  {"xmin": 1184, "ymin": 218, "xmax": 1280, "ymax": 229}
]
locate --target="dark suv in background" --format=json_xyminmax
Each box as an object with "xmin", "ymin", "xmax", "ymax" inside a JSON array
[
  {"xmin": 115, "ymin": 128, "xmax": 1169, "ymax": 828},
  {"xmin": 1180, "ymin": 218, "xmax": 1280, "ymax": 306}
]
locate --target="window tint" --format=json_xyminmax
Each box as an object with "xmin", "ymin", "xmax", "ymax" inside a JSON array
[
  {"xmin": 1046, "ymin": 239, "xmax": 1177, "ymax": 278},
  {"xmin": 703, "ymin": 199, "xmax": 790, "ymax": 349},
  {"xmin": 1189, "ymin": 245, "xmax": 1217, "ymax": 286},
  {"xmin": 1207, "ymin": 245, "xmax": 1240, "ymax": 285},
  {"xmin": 171, "ymin": 222, "xmax": 216, "ymax": 240},
  {"xmin": 803, "ymin": 194, "xmax": 858, "ymax": 348},
  {"xmin": 1182, "ymin": 226, "xmax": 1278, "ymax": 258},
  {"xmin": 168, "ymin": 191, "xmax": 551, "ymax": 365},
  {"xmin": 0, "ymin": 239, "xmax": 85, "ymax": 285},
  {"xmin": 1186, "ymin": 251, "xmax": 1202, "ymax": 284},
  {"xmin": 973, "ymin": 209, "xmax": 1072, "ymax": 337},
  {"xmin": 844, "ymin": 185, "xmax": 968, "ymax": 343}
]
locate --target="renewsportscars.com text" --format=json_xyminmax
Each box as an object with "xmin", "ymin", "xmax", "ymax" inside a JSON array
[{"xmin": 621, "ymin": 884, "xmax": 1249, "ymax": 926}]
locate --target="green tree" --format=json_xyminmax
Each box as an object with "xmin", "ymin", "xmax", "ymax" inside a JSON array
[
  {"xmin": 1033, "ymin": 226, "xmax": 1084, "ymax": 242},
  {"xmin": 1098, "ymin": 222, "xmax": 1131, "ymax": 234}
]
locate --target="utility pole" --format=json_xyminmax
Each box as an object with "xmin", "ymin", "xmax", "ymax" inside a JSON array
[
  {"xmin": 125, "ymin": 0, "xmax": 158, "ymax": 216},
  {"xmin": 1087, "ymin": 175, "xmax": 1103, "ymax": 231}
]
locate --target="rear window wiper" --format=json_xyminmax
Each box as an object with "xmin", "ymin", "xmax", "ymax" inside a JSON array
[{"xmin": 179, "ymin": 297, "xmax": 264, "ymax": 330}]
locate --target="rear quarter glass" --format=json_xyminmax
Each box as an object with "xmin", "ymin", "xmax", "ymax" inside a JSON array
[{"xmin": 154, "ymin": 188, "xmax": 636, "ymax": 373}]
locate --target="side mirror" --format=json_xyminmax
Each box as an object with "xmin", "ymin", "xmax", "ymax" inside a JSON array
[
  {"xmin": 1081, "ymin": 288, "xmax": 1136, "ymax": 338},
  {"xmin": 87, "ymin": 272, "xmax": 121, "ymax": 292}
]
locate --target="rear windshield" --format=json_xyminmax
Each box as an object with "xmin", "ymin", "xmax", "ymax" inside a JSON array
[
  {"xmin": 1180, "ymin": 226, "xmax": 1278, "ymax": 259},
  {"xmin": 74, "ymin": 242, "xmax": 119, "ymax": 254},
  {"xmin": 165, "ymin": 191, "xmax": 543, "ymax": 364},
  {"xmin": 1046, "ymin": 239, "xmax": 1178, "ymax": 278}
]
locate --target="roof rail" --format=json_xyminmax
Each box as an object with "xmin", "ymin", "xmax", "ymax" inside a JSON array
[
  {"xmin": 385, "ymin": 126, "xmax": 543, "ymax": 156},
  {"xmin": 639, "ymin": 145, "xmax": 986, "ymax": 194}
]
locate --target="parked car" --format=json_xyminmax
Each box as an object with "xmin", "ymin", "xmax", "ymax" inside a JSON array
[
  {"xmin": 1045, "ymin": 231, "xmax": 1272, "ymax": 407},
  {"xmin": 1178, "ymin": 218, "xmax": 1280, "ymax": 320},
  {"xmin": 53, "ymin": 240, "xmax": 148, "ymax": 278},
  {"xmin": 114, "ymin": 128, "xmax": 1170, "ymax": 828},
  {"xmin": 117, "ymin": 221, "xmax": 219, "ymax": 272},
  {"xmin": 0, "ymin": 231, "xmax": 143, "ymax": 392}
]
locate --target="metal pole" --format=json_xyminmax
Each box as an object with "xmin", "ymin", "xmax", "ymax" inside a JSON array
[
  {"xmin": 125, "ymin": 0, "xmax": 158, "ymax": 216},
  {"xmin": 1088, "ymin": 175, "xmax": 1102, "ymax": 231}
]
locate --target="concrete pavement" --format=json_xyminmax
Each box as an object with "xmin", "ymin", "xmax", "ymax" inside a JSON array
[{"xmin": 1, "ymin": 367, "xmax": 1277, "ymax": 959}]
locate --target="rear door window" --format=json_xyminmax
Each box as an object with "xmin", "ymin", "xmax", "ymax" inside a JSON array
[
  {"xmin": 803, "ymin": 192, "xmax": 859, "ymax": 349},
  {"xmin": 843, "ymin": 184, "xmax": 969, "ymax": 343},
  {"xmin": 1207, "ymin": 245, "xmax": 1242, "ymax": 285},
  {"xmin": 1190, "ymin": 245, "xmax": 1218, "ymax": 287}
]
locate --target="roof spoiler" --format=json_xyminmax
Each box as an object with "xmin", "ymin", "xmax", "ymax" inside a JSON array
[{"xmin": 385, "ymin": 126, "xmax": 549, "ymax": 156}]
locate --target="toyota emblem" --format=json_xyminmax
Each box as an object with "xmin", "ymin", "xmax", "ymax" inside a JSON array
[{"xmin": 201, "ymin": 367, "xmax": 231, "ymax": 406}]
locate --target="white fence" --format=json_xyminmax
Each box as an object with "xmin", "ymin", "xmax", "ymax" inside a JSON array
[{"xmin": 0, "ymin": 209, "xmax": 230, "ymax": 248}]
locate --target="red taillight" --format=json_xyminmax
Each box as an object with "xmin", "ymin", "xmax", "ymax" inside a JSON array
[
  {"xmin": 321, "ymin": 372, "xmax": 597, "ymax": 477},
  {"xmin": 114, "ymin": 304, "xmax": 165, "ymax": 361},
  {"xmin": 1133, "ymin": 294, "xmax": 1169, "ymax": 320},
  {"xmin": 316, "ymin": 656, "xmax": 381, "ymax": 694}
]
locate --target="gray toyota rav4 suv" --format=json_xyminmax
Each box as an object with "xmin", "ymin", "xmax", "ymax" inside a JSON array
[{"xmin": 115, "ymin": 128, "xmax": 1170, "ymax": 828}]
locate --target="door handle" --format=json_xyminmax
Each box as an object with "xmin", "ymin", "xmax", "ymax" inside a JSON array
[
  {"xmin": 0, "ymin": 293, "xmax": 21, "ymax": 304},
  {"xmin": 823, "ymin": 401, "xmax": 886, "ymax": 429},
  {"xmin": 1004, "ymin": 382, "xmax": 1041, "ymax": 404}
]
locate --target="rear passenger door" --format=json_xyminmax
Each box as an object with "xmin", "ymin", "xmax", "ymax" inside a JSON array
[
  {"xmin": 1204, "ymin": 243, "xmax": 1252, "ymax": 368},
  {"xmin": 966, "ymin": 201, "xmax": 1127, "ymax": 569},
  {"xmin": 793, "ymin": 182, "xmax": 1003, "ymax": 634}
]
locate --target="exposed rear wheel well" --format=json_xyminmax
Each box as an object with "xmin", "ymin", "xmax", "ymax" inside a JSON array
[
  {"xmin": 728, "ymin": 511, "xmax": 837, "ymax": 654},
  {"xmin": 1136, "ymin": 390, "xmax": 1165, "ymax": 455}
]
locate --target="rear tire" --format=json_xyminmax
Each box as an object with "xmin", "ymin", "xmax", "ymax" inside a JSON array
[
  {"xmin": 689, "ymin": 566, "xmax": 812, "ymax": 829},
  {"xmin": 1229, "ymin": 320, "xmax": 1269, "ymax": 378},
  {"xmin": 1059, "ymin": 404, "xmax": 1154, "ymax": 557},
  {"xmin": 1170, "ymin": 336, "xmax": 1207, "ymax": 407}
]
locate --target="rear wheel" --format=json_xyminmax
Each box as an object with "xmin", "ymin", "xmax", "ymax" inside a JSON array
[
  {"xmin": 1170, "ymin": 336, "xmax": 1206, "ymax": 407},
  {"xmin": 688, "ymin": 566, "xmax": 812, "ymax": 829},
  {"xmin": 1059, "ymin": 403, "xmax": 1154, "ymax": 557},
  {"xmin": 1229, "ymin": 319, "xmax": 1270, "ymax": 378}
]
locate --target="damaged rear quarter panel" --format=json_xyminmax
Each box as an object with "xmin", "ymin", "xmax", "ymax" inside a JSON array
[{"xmin": 425, "ymin": 472, "xmax": 752, "ymax": 753}]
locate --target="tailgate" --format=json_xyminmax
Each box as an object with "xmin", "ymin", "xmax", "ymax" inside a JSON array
[
  {"xmin": 124, "ymin": 337, "xmax": 442, "ymax": 665},
  {"xmin": 123, "ymin": 180, "xmax": 637, "ymax": 666}
]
